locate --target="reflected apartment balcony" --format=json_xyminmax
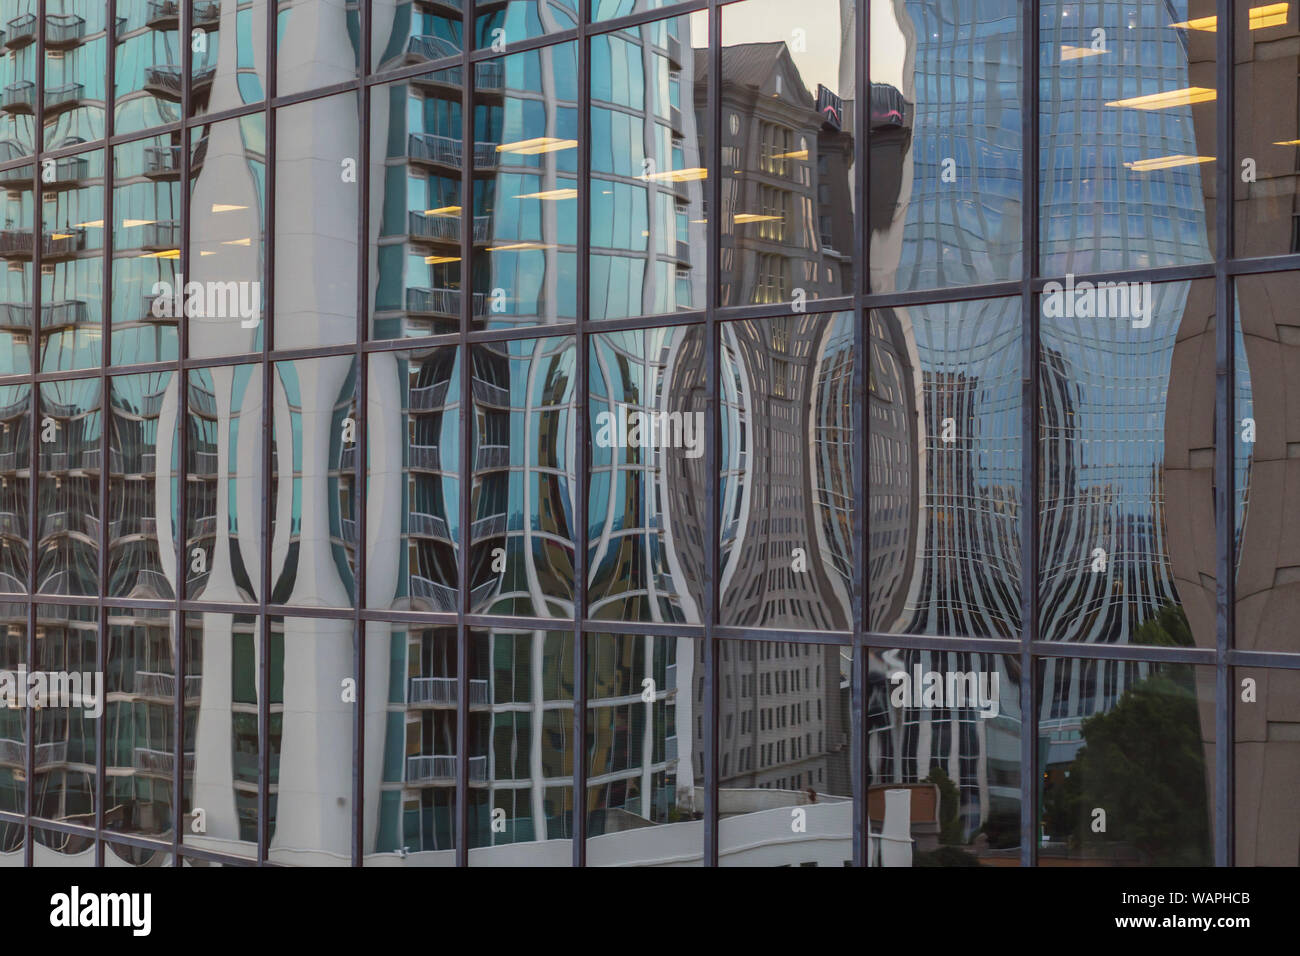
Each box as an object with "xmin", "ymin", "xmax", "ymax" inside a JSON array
[
  {"xmin": 2, "ymin": 14, "xmax": 35, "ymax": 50},
  {"xmin": 143, "ymin": 145, "xmax": 182, "ymax": 180},
  {"xmin": 407, "ymin": 210, "xmax": 492, "ymax": 246},
  {"xmin": 134, "ymin": 747, "xmax": 196, "ymax": 777},
  {"xmin": 0, "ymin": 739, "xmax": 68, "ymax": 769},
  {"xmin": 139, "ymin": 220, "xmax": 181, "ymax": 253},
  {"xmin": 0, "ymin": 229, "xmax": 92, "ymax": 263},
  {"xmin": 39, "ymin": 510, "xmax": 100, "ymax": 540},
  {"xmin": 407, "ymin": 132, "xmax": 498, "ymax": 172},
  {"xmin": 146, "ymin": 0, "xmax": 219, "ymax": 31},
  {"xmin": 405, "ymin": 754, "xmax": 487, "ymax": 784},
  {"xmin": 407, "ymin": 444, "xmax": 441, "ymax": 472},
  {"xmin": 470, "ymin": 513, "xmax": 506, "ymax": 538},
  {"xmin": 145, "ymin": 65, "xmax": 215, "ymax": 104},
  {"xmin": 0, "ymin": 81, "xmax": 34, "ymax": 115},
  {"xmin": 473, "ymin": 444, "xmax": 508, "ymax": 472},
  {"xmin": 470, "ymin": 377, "xmax": 509, "ymax": 407},
  {"xmin": 133, "ymin": 671, "xmax": 202, "ymax": 703},
  {"xmin": 404, "ymin": 286, "xmax": 488, "ymax": 321},
  {"xmin": 408, "ymin": 379, "xmax": 450, "ymax": 411},
  {"xmin": 44, "ymin": 13, "xmax": 86, "ymax": 49},
  {"xmin": 415, "ymin": 0, "xmax": 465, "ymax": 17},
  {"xmin": 43, "ymin": 83, "xmax": 86, "ymax": 118},
  {"xmin": 405, "ymin": 33, "xmax": 461, "ymax": 67},
  {"xmin": 409, "ymin": 575, "xmax": 457, "ymax": 611},
  {"xmin": 409, "ymin": 510, "xmax": 449, "ymax": 539},
  {"xmin": 140, "ymin": 293, "xmax": 179, "ymax": 327},
  {"xmin": 406, "ymin": 676, "xmax": 489, "ymax": 707},
  {"xmin": 42, "ymin": 154, "xmax": 91, "ymax": 191}
]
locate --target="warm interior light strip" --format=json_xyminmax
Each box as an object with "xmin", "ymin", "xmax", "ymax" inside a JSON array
[
  {"xmin": 641, "ymin": 167, "xmax": 708, "ymax": 183},
  {"xmin": 1170, "ymin": 3, "xmax": 1290, "ymax": 30},
  {"xmin": 772, "ymin": 149, "xmax": 810, "ymax": 159},
  {"xmin": 514, "ymin": 188, "xmax": 578, "ymax": 201},
  {"xmin": 496, "ymin": 138, "xmax": 577, "ymax": 155},
  {"xmin": 1106, "ymin": 87, "xmax": 1216, "ymax": 109},
  {"xmin": 424, "ymin": 255, "xmax": 460, "ymax": 265},
  {"xmin": 486, "ymin": 241, "xmax": 554, "ymax": 252},
  {"xmin": 733, "ymin": 213, "xmax": 783, "ymax": 224},
  {"xmin": 1274, "ymin": 139, "xmax": 1300, "ymax": 146},
  {"xmin": 1060, "ymin": 45, "xmax": 1105, "ymax": 61},
  {"xmin": 1124, "ymin": 154, "xmax": 1214, "ymax": 172},
  {"xmin": 424, "ymin": 206, "xmax": 460, "ymax": 216}
]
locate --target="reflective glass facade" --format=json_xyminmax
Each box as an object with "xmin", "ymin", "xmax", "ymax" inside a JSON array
[{"xmin": 0, "ymin": 0, "xmax": 1295, "ymax": 869}]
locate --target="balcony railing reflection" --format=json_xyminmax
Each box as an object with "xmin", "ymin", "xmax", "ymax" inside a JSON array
[
  {"xmin": 146, "ymin": 0, "xmax": 220, "ymax": 31},
  {"xmin": 0, "ymin": 229, "xmax": 88, "ymax": 261},
  {"xmin": 410, "ymin": 575, "xmax": 457, "ymax": 611},
  {"xmin": 408, "ymin": 380, "xmax": 450, "ymax": 411},
  {"xmin": 0, "ymin": 739, "xmax": 67, "ymax": 768},
  {"xmin": 134, "ymin": 747, "xmax": 195, "ymax": 776},
  {"xmin": 43, "ymin": 83, "xmax": 86, "ymax": 118},
  {"xmin": 407, "ymin": 132, "xmax": 499, "ymax": 170},
  {"xmin": 139, "ymin": 220, "xmax": 181, "ymax": 252},
  {"xmin": 407, "ymin": 444, "xmax": 440, "ymax": 471},
  {"xmin": 409, "ymin": 510, "xmax": 449, "ymax": 539},
  {"xmin": 2, "ymin": 14, "xmax": 35, "ymax": 49},
  {"xmin": 405, "ymin": 754, "xmax": 487, "ymax": 783},
  {"xmin": 405, "ymin": 286, "xmax": 488, "ymax": 318},
  {"xmin": 473, "ymin": 444, "xmax": 509, "ymax": 472},
  {"xmin": 0, "ymin": 81, "xmax": 34, "ymax": 115},
  {"xmin": 44, "ymin": 13, "xmax": 86, "ymax": 49},
  {"xmin": 143, "ymin": 145, "xmax": 182, "ymax": 179},
  {"xmin": 145, "ymin": 65, "xmax": 215, "ymax": 103},
  {"xmin": 134, "ymin": 671, "xmax": 202, "ymax": 702},
  {"xmin": 407, "ymin": 676, "xmax": 489, "ymax": 706},
  {"xmin": 408, "ymin": 210, "xmax": 493, "ymax": 245}
]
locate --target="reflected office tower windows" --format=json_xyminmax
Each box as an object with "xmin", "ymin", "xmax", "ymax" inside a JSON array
[
  {"xmin": 468, "ymin": 629, "xmax": 575, "ymax": 863},
  {"xmin": 274, "ymin": 93, "xmax": 359, "ymax": 350},
  {"xmin": 0, "ymin": 602, "xmax": 26, "ymax": 859},
  {"xmin": 1235, "ymin": 667, "xmax": 1300, "ymax": 865},
  {"xmin": 104, "ymin": 606, "xmax": 179, "ymax": 844},
  {"xmin": 718, "ymin": 641, "xmax": 852, "ymax": 866},
  {"xmin": 31, "ymin": 602, "xmax": 97, "ymax": 842},
  {"xmin": 865, "ymin": 649, "xmax": 1021, "ymax": 865},
  {"xmin": 363, "ymin": 622, "xmax": 458, "ymax": 863},
  {"xmin": 585, "ymin": 633, "xmax": 700, "ymax": 866},
  {"xmin": 718, "ymin": 0, "xmax": 856, "ymax": 307},
  {"xmin": 187, "ymin": 114, "xmax": 265, "ymax": 360},
  {"xmin": 469, "ymin": 337, "xmax": 576, "ymax": 618},
  {"xmin": 369, "ymin": 71, "xmax": 464, "ymax": 341},
  {"xmin": 267, "ymin": 617, "xmax": 355, "ymax": 866},
  {"xmin": 1039, "ymin": 1, "xmax": 1217, "ymax": 275},
  {"xmin": 869, "ymin": 0, "xmax": 1022, "ymax": 293},
  {"xmin": 1038, "ymin": 658, "xmax": 1213, "ymax": 865},
  {"xmin": 1235, "ymin": 271, "xmax": 1300, "ymax": 653},
  {"xmin": 1234, "ymin": 3, "xmax": 1300, "ymax": 256},
  {"xmin": 1039, "ymin": 279, "xmax": 1215, "ymax": 647},
  {"xmin": 475, "ymin": 0, "xmax": 577, "ymax": 49},
  {"xmin": 869, "ymin": 298, "xmax": 1022, "ymax": 638},
  {"xmin": 41, "ymin": 1, "xmax": 105, "ymax": 149},
  {"xmin": 270, "ymin": 357, "xmax": 358, "ymax": 608},
  {"xmin": 109, "ymin": 372, "xmax": 178, "ymax": 600},
  {"xmin": 371, "ymin": 0, "xmax": 461, "ymax": 74},
  {"xmin": 186, "ymin": 364, "xmax": 265, "ymax": 603},
  {"xmin": 276, "ymin": 0, "xmax": 360, "ymax": 96},
  {"xmin": 590, "ymin": 13, "xmax": 708, "ymax": 320},
  {"xmin": 0, "ymin": 162, "xmax": 34, "ymax": 375},
  {"xmin": 183, "ymin": 611, "xmax": 260, "ymax": 860},
  {"xmin": 112, "ymin": 134, "xmax": 182, "ymax": 366},
  {"xmin": 191, "ymin": 0, "xmax": 265, "ymax": 116},
  {"xmin": 114, "ymin": 0, "xmax": 185, "ymax": 135},
  {"xmin": 719, "ymin": 312, "xmax": 854, "ymax": 631},
  {"xmin": 37, "ymin": 377, "xmax": 101, "ymax": 597},
  {"xmin": 0, "ymin": 383, "xmax": 30, "ymax": 593},
  {"xmin": 473, "ymin": 41, "xmax": 578, "ymax": 330},
  {"xmin": 366, "ymin": 346, "xmax": 460, "ymax": 612},
  {"xmin": 39, "ymin": 147, "xmax": 102, "ymax": 374},
  {"xmin": 0, "ymin": 0, "xmax": 37, "ymax": 156},
  {"xmin": 587, "ymin": 326, "xmax": 706, "ymax": 624}
]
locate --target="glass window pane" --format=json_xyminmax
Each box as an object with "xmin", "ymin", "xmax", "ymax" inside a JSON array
[
  {"xmin": 1039, "ymin": 278, "xmax": 1215, "ymax": 647},
  {"xmin": 0, "ymin": 0, "xmax": 38, "ymax": 157},
  {"xmin": 1038, "ymin": 657, "xmax": 1213, "ymax": 865},
  {"xmin": 590, "ymin": 13, "xmax": 708, "ymax": 320},
  {"xmin": 186, "ymin": 364, "xmax": 265, "ymax": 603},
  {"xmin": 38, "ymin": 377, "xmax": 101, "ymax": 596},
  {"xmin": 587, "ymin": 325, "xmax": 706, "ymax": 622},
  {"xmin": 470, "ymin": 336, "xmax": 575, "ymax": 617},
  {"xmin": 720, "ymin": 312, "xmax": 854, "ymax": 630},
  {"xmin": 113, "ymin": 134, "xmax": 182, "ymax": 365},
  {"xmin": 188, "ymin": 114, "xmax": 266, "ymax": 360},
  {"xmin": 870, "ymin": 298, "xmax": 1022, "ymax": 637},
  {"xmin": 40, "ymin": 147, "xmax": 103, "ymax": 373},
  {"xmin": 870, "ymin": 0, "xmax": 1022, "ymax": 292},
  {"xmin": 475, "ymin": 0, "xmax": 578, "ymax": 50},
  {"xmin": 369, "ymin": 71, "xmax": 464, "ymax": 341},
  {"xmin": 114, "ymin": 0, "xmax": 185, "ymax": 135},
  {"xmin": 867, "ymin": 647, "xmax": 1022, "ymax": 865},
  {"xmin": 43, "ymin": 0, "xmax": 106, "ymax": 151},
  {"xmin": 585, "ymin": 632, "xmax": 700, "ymax": 865},
  {"xmin": 270, "ymin": 356, "xmax": 359, "ymax": 608},
  {"xmin": 0, "ymin": 384, "xmax": 32, "ymax": 593},
  {"xmin": 363, "ymin": 621, "xmax": 458, "ymax": 863},
  {"xmin": 473, "ymin": 42, "xmax": 579, "ymax": 331},
  {"xmin": 366, "ymin": 346, "xmax": 461, "ymax": 611},
  {"xmin": 191, "ymin": 0, "xmax": 266, "ymax": 116},
  {"xmin": 468, "ymin": 628, "xmax": 574, "ymax": 862},
  {"xmin": 0, "ymin": 164, "xmax": 35, "ymax": 375},
  {"xmin": 274, "ymin": 93, "xmax": 359, "ymax": 349},
  {"xmin": 372, "ymin": 0, "xmax": 461, "ymax": 74},
  {"xmin": 1234, "ymin": 666, "xmax": 1300, "ymax": 865},
  {"xmin": 718, "ymin": 640, "xmax": 852, "ymax": 865},
  {"xmin": 720, "ymin": 0, "xmax": 856, "ymax": 306},
  {"xmin": 183, "ymin": 610, "xmax": 261, "ymax": 860},
  {"xmin": 277, "ymin": 0, "xmax": 360, "ymax": 96},
  {"xmin": 1039, "ymin": 0, "xmax": 1217, "ymax": 275}
]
